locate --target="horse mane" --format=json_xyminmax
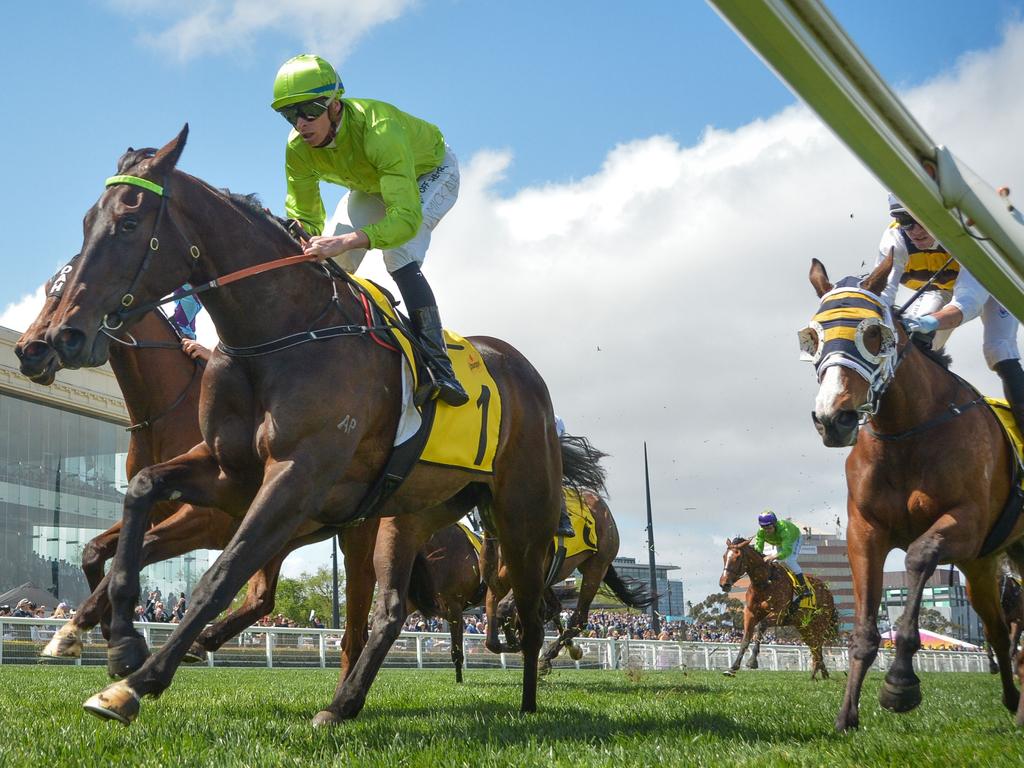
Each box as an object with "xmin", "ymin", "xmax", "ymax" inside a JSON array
[
  {"xmin": 729, "ymin": 536, "xmax": 751, "ymax": 547},
  {"xmin": 909, "ymin": 334, "xmax": 953, "ymax": 369},
  {"xmin": 559, "ymin": 434, "xmax": 608, "ymax": 496},
  {"xmin": 218, "ymin": 190, "xmax": 303, "ymax": 247}
]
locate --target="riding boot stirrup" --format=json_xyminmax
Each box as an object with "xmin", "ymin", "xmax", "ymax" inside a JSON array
[{"xmin": 410, "ymin": 306, "xmax": 469, "ymax": 407}]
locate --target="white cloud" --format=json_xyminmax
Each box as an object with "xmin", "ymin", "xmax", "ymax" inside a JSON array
[
  {"xmin": 0, "ymin": 286, "xmax": 45, "ymax": 334},
  {"xmin": 108, "ymin": 0, "xmax": 416, "ymax": 63}
]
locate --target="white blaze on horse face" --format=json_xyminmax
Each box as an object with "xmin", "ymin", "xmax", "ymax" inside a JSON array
[{"xmin": 815, "ymin": 365, "xmax": 852, "ymax": 420}]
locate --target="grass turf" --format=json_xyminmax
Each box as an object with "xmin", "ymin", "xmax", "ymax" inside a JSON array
[{"xmin": 0, "ymin": 666, "xmax": 1020, "ymax": 767}]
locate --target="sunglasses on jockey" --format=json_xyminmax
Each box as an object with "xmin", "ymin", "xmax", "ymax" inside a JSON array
[
  {"xmin": 891, "ymin": 211, "xmax": 920, "ymax": 230},
  {"xmin": 276, "ymin": 98, "xmax": 331, "ymax": 126}
]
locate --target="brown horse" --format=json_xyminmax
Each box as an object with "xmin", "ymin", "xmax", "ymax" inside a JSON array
[
  {"xmin": 805, "ymin": 256, "xmax": 1024, "ymax": 731},
  {"xmin": 987, "ymin": 571, "xmax": 1024, "ymax": 674},
  {"xmin": 406, "ymin": 523, "xmax": 486, "ymax": 683},
  {"xmin": 44, "ymin": 126, "xmax": 560, "ymax": 726},
  {"xmin": 485, "ymin": 489, "xmax": 654, "ymax": 672},
  {"xmin": 14, "ymin": 271, "xmax": 340, "ymax": 662},
  {"xmin": 719, "ymin": 537, "xmax": 838, "ymax": 679}
]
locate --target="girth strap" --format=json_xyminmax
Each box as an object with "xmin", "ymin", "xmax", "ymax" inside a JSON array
[{"xmin": 979, "ymin": 448, "xmax": 1024, "ymax": 558}]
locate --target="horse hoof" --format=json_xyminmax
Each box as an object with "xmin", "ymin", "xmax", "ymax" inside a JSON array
[
  {"xmin": 747, "ymin": 661, "xmax": 758, "ymax": 670},
  {"xmin": 538, "ymin": 661, "xmax": 552, "ymax": 676},
  {"xmin": 879, "ymin": 680, "xmax": 922, "ymax": 713},
  {"xmin": 722, "ymin": 670, "xmax": 736, "ymax": 678},
  {"xmin": 312, "ymin": 710, "xmax": 343, "ymax": 727},
  {"xmin": 568, "ymin": 644, "xmax": 583, "ymax": 661},
  {"xmin": 182, "ymin": 644, "xmax": 207, "ymax": 664},
  {"xmin": 83, "ymin": 682, "xmax": 141, "ymax": 725},
  {"xmin": 107, "ymin": 637, "xmax": 150, "ymax": 679},
  {"xmin": 835, "ymin": 713, "xmax": 859, "ymax": 732},
  {"xmin": 41, "ymin": 625, "xmax": 83, "ymax": 659}
]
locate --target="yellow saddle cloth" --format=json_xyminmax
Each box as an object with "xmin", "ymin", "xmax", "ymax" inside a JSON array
[
  {"xmin": 350, "ymin": 275, "xmax": 502, "ymax": 474},
  {"xmin": 561, "ymin": 489, "xmax": 599, "ymax": 559},
  {"xmin": 781, "ymin": 568, "xmax": 816, "ymax": 610},
  {"xmin": 985, "ymin": 398, "xmax": 1024, "ymax": 486},
  {"xmin": 458, "ymin": 522, "xmax": 483, "ymax": 556}
]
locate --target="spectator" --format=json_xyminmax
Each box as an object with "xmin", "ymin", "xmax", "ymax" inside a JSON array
[
  {"xmin": 173, "ymin": 592, "xmax": 187, "ymax": 621},
  {"xmin": 12, "ymin": 600, "xmax": 32, "ymax": 618}
]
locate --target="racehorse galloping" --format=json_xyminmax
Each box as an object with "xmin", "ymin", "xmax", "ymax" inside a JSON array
[
  {"xmin": 485, "ymin": 489, "xmax": 654, "ymax": 672},
  {"xmin": 719, "ymin": 537, "xmax": 837, "ymax": 679},
  {"xmin": 15, "ymin": 281, "xmax": 340, "ymax": 664},
  {"xmin": 805, "ymin": 257, "xmax": 1024, "ymax": 731},
  {"xmin": 45, "ymin": 126, "xmax": 560, "ymax": 726}
]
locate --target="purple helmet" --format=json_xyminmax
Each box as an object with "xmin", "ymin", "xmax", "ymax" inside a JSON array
[{"xmin": 758, "ymin": 510, "xmax": 777, "ymax": 527}]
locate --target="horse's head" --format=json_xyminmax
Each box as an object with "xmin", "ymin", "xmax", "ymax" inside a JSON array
[
  {"xmin": 720, "ymin": 536, "xmax": 755, "ymax": 591},
  {"xmin": 801, "ymin": 254, "xmax": 898, "ymax": 447},
  {"xmin": 14, "ymin": 256, "xmax": 83, "ymax": 384},
  {"xmin": 47, "ymin": 126, "xmax": 194, "ymax": 369}
]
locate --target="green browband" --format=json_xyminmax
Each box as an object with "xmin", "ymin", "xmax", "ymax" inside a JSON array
[{"xmin": 105, "ymin": 175, "xmax": 165, "ymax": 196}]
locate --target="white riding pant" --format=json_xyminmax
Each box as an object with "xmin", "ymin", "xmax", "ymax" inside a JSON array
[
  {"xmin": 778, "ymin": 535, "xmax": 803, "ymax": 576},
  {"xmin": 906, "ymin": 289, "xmax": 1020, "ymax": 369},
  {"xmin": 327, "ymin": 146, "xmax": 460, "ymax": 275}
]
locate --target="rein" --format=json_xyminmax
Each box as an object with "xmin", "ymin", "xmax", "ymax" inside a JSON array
[{"xmin": 127, "ymin": 361, "xmax": 202, "ymax": 433}]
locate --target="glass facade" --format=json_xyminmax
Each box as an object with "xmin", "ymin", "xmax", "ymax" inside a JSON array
[{"xmin": 0, "ymin": 391, "xmax": 207, "ymax": 607}]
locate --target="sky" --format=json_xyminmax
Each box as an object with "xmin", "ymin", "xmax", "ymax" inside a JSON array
[{"xmin": 2, "ymin": 1, "xmax": 1023, "ymax": 609}]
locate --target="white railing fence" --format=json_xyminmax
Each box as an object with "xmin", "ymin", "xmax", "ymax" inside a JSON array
[{"xmin": 0, "ymin": 617, "xmax": 991, "ymax": 674}]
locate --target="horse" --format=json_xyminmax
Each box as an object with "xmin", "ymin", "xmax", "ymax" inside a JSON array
[
  {"xmin": 805, "ymin": 256, "xmax": 1024, "ymax": 731},
  {"xmin": 987, "ymin": 571, "xmax": 1024, "ymax": 674},
  {"xmin": 719, "ymin": 537, "xmax": 838, "ymax": 679},
  {"xmin": 44, "ymin": 126, "xmax": 561, "ymax": 726},
  {"xmin": 485, "ymin": 489, "xmax": 654, "ymax": 672},
  {"xmin": 405, "ymin": 523, "xmax": 486, "ymax": 683},
  {"xmin": 14, "ymin": 271, "xmax": 339, "ymax": 663}
]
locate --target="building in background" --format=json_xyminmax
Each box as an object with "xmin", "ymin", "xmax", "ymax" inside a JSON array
[
  {"xmin": 0, "ymin": 326, "xmax": 208, "ymax": 608},
  {"xmin": 881, "ymin": 568, "xmax": 983, "ymax": 645}
]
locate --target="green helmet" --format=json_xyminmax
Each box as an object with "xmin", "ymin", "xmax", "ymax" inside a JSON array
[{"xmin": 271, "ymin": 54, "xmax": 344, "ymax": 110}]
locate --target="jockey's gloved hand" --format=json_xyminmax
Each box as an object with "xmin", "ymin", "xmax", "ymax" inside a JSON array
[{"xmin": 902, "ymin": 314, "xmax": 939, "ymax": 335}]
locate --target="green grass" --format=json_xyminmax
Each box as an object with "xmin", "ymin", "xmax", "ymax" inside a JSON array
[{"xmin": 0, "ymin": 667, "xmax": 1020, "ymax": 767}]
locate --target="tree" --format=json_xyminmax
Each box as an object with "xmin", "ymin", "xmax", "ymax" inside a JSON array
[
  {"xmin": 222, "ymin": 566, "xmax": 344, "ymax": 626},
  {"xmin": 918, "ymin": 607, "xmax": 952, "ymax": 634},
  {"xmin": 689, "ymin": 592, "xmax": 744, "ymax": 627}
]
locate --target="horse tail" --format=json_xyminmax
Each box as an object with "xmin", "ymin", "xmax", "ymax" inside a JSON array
[
  {"xmin": 559, "ymin": 434, "xmax": 608, "ymax": 496},
  {"xmin": 408, "ymin": 550, "xmax": 441, "ymax": 618},
  {"xmin": 602, "ymin": 565, "xmax": 655, "ymax": 610}
]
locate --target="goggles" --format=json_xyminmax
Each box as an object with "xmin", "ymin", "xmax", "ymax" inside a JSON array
[
  {"xmin": 892, "ymin": 211, "xmax": 919, "ymax": 230},
  {"xmin": 276, "ymin": 99, "xmax": 330, "ymax": 126}
]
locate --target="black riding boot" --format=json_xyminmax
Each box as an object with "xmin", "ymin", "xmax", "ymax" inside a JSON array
[
  {"xmin": 557, "ymin": 492, "xmax": 575, "ymax": 538},
  {"xmin": 791, "ymin": 573, "xmax": 811, "ymax": 608},
  {"xmin": 410, "ymin": 305, "xmax": 469, "ymax": 407},
  {"xmin": 995, "ymin": 359, "xmax": 1024, "ymax": 429}
]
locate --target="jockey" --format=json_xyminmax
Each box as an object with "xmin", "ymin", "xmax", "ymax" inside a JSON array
[
  {"xmin": 271, "ymin": 54, "xmax": 468, "ymax": 407},
  {"xmin": 876, "ymin": 194, "xmax": 1024, "ymax": 426},
  {"xmin": 169, "ymin": 293, "xmax": 202, "ymax": 341},
  {"xmin": 753, "ymin": 511, "xmax": 810, "ymax": 608}
]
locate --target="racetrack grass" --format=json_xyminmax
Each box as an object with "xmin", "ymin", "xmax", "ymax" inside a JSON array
[{"xmin": 0, "ymin": 667, "xmax": 1020, "ymax": 767}]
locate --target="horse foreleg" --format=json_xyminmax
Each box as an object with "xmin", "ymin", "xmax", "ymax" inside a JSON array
[
  {"xmin": 726, "ymin": 607, "xmax": 758, "ymax": 676},
  {"xmin": 316, "ymin": 516, "xmax": 430, "ymax": 724},
  {"xmin": 80, "ymin": 524, "xmax": 122, "ymax": 592},
  {"xmin": 84, "ymin": 459, "xmax": 309, "ymax": 724},
  {"xmin": 836, "ymin": 514, "xmax": 887, "ymax": 732},
  {"xmin": 450, "ymin": 612, "xmax": 465, "ymax": 683}
]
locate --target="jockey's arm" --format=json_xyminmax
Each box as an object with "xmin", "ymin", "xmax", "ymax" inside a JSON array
[
  {"xmin": 876, "ymin": 228, "xmax": 909, "ymax": 309},
  {"xmin": 752, "ymin": 528, "xmax": 766, "ymax": 553},
  {"xmin": 361, "ymin": 119, "xmax": 422, "ymax": 250},
  {"xmin": 284, "ymin": 145, "xmax": 326, "ymax": 237}
]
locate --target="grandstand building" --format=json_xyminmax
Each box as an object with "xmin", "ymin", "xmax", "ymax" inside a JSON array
[
  {"xmin": 881, "ymin": 569, "xmax": 984, "ymax": 645},
  {"xmin": 0, "ymin": 325, "xmax": 208, "ymax": 608}
]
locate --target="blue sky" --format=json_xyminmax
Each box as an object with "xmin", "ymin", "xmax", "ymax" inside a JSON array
[{"xmin": 2, "ymin": 1, "xmax": 1023, "ymax": 600}]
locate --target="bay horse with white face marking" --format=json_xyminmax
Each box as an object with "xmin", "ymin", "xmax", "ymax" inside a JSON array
[
  {"xmin": 719, "ymin": 537, "xmax": 837, "ymax": 680},
  {"xmin": 44, "ymin": 125, "xmax": 561, "ymax": 726},
  {"xmin": 805, "ymin": 256, "xmax": 1024, "ymax": 731}
]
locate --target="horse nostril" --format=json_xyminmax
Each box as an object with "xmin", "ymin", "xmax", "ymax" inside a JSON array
[
  {"xmin": 53, "ymin": 327, "xmax": 87, "ymax": 362},
  {"xmin": 835, "ymin": 411, "xmax": 860, "ymax": 431}
]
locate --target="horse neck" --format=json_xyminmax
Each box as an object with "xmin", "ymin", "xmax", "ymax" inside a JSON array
[
  {"xmin": 108, "ymin": 312, "xmax": 201, "ymax": 464},
  {"xmin": 741, "ymin": 549, "xmax": 771, "ymax": 587},
  {"xmin": 871, "ymin": 342, "xmax": 958, "ymax": 433},
  {"xmin": 174, "ymin": 177, "xmax": 347, "ymax": 347}
]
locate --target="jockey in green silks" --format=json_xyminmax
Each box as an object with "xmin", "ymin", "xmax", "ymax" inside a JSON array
[
  {"xmin": 753, "ymin": 511, "xmax": 812, "ymax": 609},
  {"xmin": 271, "ymin": 53, "xmax": 468, "ymax": 407}
]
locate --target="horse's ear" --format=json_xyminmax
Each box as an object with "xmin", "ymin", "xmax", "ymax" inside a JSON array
[
  {"xmin": 150, "ymin": 123, "xmax": 189, "ymax": 177},
  {"xmin": 861, "ymin": 249, "xmax": 894, "ymax": 296},
  {"xmin": 809, "ymin": 259, "xmax": 832, "ymax": 298}
]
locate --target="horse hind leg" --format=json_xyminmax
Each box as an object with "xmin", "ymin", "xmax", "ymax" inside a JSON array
[{"xmin": 747, "ymin": 620, "xmax": 766, "ymax": 669}]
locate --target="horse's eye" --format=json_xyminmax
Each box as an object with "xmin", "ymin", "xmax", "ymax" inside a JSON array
[{"xmin": 121, "ymin": 218, "xmax": 138, "ymax": 233}]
